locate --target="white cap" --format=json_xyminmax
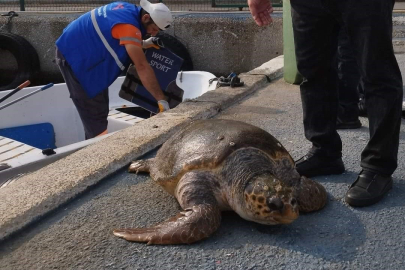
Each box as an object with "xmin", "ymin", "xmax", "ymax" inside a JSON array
[{"xmin": 140, "ymin": 0, "xmax": 173, "ymax": 30}]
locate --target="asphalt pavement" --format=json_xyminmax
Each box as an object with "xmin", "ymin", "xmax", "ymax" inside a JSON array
[{"xmin": 1, "ymin": 53, "xmax": 405, "ymax": 269}]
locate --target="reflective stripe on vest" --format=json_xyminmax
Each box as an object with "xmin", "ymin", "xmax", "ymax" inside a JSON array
[{"xmin": 90, "ymin": 9, "xmax": 125, "ymax": 71}]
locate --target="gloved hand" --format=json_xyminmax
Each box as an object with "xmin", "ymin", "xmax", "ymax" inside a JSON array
[
  {"xmin": 158, "ymin": 100, "xmax": 170, "ymax": 112},
  {"xmin": 142, "ymin": 37, "xmax": 164, "ymax": 49}
]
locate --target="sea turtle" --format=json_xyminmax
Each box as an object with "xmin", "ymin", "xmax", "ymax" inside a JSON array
[{"xmin": 113, "ymin": 119, "xmax": 327, "ymax": 245}]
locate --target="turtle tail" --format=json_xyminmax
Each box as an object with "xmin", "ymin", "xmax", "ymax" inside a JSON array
[
  {"xmin": 113, "ymin": 171, "xmax": 222, "ymax": 245},
  {"xmin": 295, "ymin": 176, "xmax": 328, "ymax": 212}
]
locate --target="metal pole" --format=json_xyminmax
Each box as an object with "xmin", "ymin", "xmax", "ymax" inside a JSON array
[
  {"xmin": 19, "ymin": 0, "xmax": 25, "ymax": 11},
  {"xmin": 282, "ymin": 0, "xmax": 303, "ymax": 84},
  {"xmin": 0, "ymin": 83, "xmax": 54, "ymax": 111},
  {"xmin": 0, "ymin": 80, "xmax": 30, "ymax": 104}
]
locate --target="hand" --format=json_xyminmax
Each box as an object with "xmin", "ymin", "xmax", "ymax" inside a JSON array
[
  {"xmin": 248, "ymin": 0, "xmax": 273, "ymax": 26},
  {"xmin": 142, "ymin": 37, "xmax": 164, "ymax": 49},
  {"xmin": 158, "ymin": 100, "xmax": 170, "ymax": 112}
]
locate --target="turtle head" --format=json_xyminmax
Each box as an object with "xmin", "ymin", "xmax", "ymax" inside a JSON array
[{"xmin": 239, "ymin": 174, "xmax": 299, "ymax": 225}]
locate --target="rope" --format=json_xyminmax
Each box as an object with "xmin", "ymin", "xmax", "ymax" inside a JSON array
[{"xmin": 0, "ymin": 11, "xmax": 18, "ymax": 32}]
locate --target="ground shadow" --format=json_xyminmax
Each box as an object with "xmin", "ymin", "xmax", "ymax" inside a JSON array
[
  {"xmin": 176, "ymin": 192, "xmax": 366, "ymax": 263},
  {"xmin": 311, "ymin": 170, "xmax": 360, "ymax": 185}
]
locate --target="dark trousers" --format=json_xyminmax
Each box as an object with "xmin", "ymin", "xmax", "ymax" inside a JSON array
[
  {"xmin": 55, "ymin": 47, "xmax": 109, "ymax": 139},
  {"xmin": 336, "ymin": 26, "xmax": 361, "ymax": 122},
  {"xmin": 290, "ymin": 0, "xmax": 402, "ymax": 175}
]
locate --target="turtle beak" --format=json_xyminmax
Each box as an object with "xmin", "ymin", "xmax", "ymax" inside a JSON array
[{"xmin": 267, "ymin": 197, "xmax": 299, "ymax": 224}]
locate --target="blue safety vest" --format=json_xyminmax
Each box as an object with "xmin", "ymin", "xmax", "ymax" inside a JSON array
[{"xmin": 56, "ymin": 2, "xmax": 146, "ymax": 98}]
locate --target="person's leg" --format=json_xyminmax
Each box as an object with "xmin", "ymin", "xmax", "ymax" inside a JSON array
[
  {"xmin": 356, "ymin": 0, "xmax": 395, "ymax": 119},
  {"xmin": 342, "ymin": 0, "xmax": 402, "ymax": 206},
  {"xmin": 290, "ymin": 0, "xmax": 344, "ymax": 177},
  {"xmin": 336, "ymin": 26, "xmax": 361, "ymax": 129},
  {"xmin": 55, "ymin": 47, "xmax": 109, "ymax": 139},
  {"xmin": 70, "ymin": 89, "xmax": 109, "ymax": 140}
]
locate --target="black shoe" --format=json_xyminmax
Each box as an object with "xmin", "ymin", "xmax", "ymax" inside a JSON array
[
  {"xmin": 336, "ymin": 118, "xmax": 361, "ymax": 130},
  {"xmin": 295, "ymin": 152, "xmax": 345, "ymax": 177},
  {"xmin": 345, "ymin": 170, "xmax": 393, "ymax": 207}
]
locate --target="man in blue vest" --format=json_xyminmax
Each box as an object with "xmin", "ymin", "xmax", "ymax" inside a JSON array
[{"xmin": 55, "ymin": 0, "xmax": 173, "ymax": 139}]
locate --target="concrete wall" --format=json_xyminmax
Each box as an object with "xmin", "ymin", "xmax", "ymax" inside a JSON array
[
  {"xmin": 167, "ymin": 13, "xmax": 283, "ymax": 75},
  {"xmin": 0, "ymin": 12, "xmax": 282, "ymax": 86}
]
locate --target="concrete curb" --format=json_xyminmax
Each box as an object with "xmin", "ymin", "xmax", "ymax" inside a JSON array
[{"xmin": 0, "ymin": 55, "xmax": 284, "ymax": 241}]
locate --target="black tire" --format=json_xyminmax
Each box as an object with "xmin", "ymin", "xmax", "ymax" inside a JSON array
[
  {"xmin": 0, "ymin": 32, "xmax": 40, "ymax": 91},
  {"xmin": 156, "ymin": 32, "xmax": 193, "ymax": 71}
]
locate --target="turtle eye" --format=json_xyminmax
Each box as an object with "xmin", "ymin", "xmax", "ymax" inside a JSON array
[
  {"xmin": 267, "ymin": 197, "xmax": 284, "ymax": 211},
  {"xmin": 290, "ymin": 198, "xmax": 297, "ymax": 206}
]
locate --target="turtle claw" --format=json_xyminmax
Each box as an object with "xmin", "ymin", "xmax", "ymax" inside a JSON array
[
  {"xmin": 128, "ymin": 159, "xmax": 152, "ymax": 174},
  {"xmin": 113, "ymin": 227, "xmax": 178, "ymax": 245},
  {"xmin": 113, "ymin": 228, "xmax": 155, "ymax": 244},
  {"xmin": 128, "ymin": 162, "xmax": 141, "ymax": 174}
]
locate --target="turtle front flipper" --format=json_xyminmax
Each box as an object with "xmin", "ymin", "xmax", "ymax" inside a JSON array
[
  {"xmin": 113, "ymin": 204, "xmax": 221, "ymax": 245},
  {"xmin": 128, "ymin": 158, "xmax": 154, "ymax": 173},
  {"xmin": 113, "ymin": 171, "xmax": 222, "ymax": 245},
  {"xmin": 294, "ymin": 176, "xmax": 328, "ymax": 212}
]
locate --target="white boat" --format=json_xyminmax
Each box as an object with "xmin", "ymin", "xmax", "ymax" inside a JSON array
[{"xmin": 0, "ymin": 71, "xmax": 217, "ymax": 185}]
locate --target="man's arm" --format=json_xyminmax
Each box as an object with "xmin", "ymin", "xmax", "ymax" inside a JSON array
[
  {"xmin": 125, "ymin": 43, "xmax": 166, "ymax": 102},
  {"xmin": 248, "ymin": 0, "xmax": 273, "ymax": 26}
]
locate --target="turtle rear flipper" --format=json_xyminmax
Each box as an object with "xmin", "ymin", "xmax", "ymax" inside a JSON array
[
  {"xmin": 295, "ymin": 176, "xmax": 328, "ymax": 212},
  {"xmin": 128, "ymin": 158, "xmax": 154, "ymax": 173},
  {"xmin": 114, "ymin": 171, "xmax": 222, "ymax": 245}
]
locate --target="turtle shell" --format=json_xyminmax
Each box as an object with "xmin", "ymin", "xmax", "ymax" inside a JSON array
[{"xmin": 149, "ymin": 119, "xmax": 296, "ymax": 193}]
